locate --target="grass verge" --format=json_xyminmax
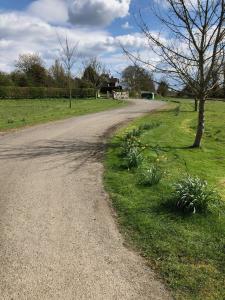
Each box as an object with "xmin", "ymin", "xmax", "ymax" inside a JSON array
[
  {"xmin": 0, "ymin": 98, "xmax": 127, "ymax": 131},
  {"xmin": 104, "ymin": 99, "xmax": 225, "ymax": 300}
]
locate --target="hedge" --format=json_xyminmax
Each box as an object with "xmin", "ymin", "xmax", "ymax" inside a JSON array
[{"xmin": 0, "ymin": 86, "xmax": 97, "ymax": 99}]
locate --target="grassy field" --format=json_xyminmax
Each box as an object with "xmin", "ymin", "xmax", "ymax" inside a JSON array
[
  {"xmin": 104, "ymin": 99, "xmax": 225, "ymax": 300},
  {"xmin": 0, "ymin": 98, "xmax": 127, "ymax": 131}
]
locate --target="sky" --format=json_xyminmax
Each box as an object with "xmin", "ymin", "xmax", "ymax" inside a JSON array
[{"xmin": 0, "ymin": 0, "xmax": 164, "ymax": 75}]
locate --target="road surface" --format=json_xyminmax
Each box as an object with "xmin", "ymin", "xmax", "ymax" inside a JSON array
[{"xmin": 0, "ymin": 99, "xmax": 171, "ymax": 300}]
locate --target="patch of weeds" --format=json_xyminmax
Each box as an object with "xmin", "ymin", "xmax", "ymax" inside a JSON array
[
  {"xmin": 7, "ymin": 118, "xmax": 14, "ymax": 124},
  {"xmin": 137, "ymin": 163, "xmax": 164, "ymax": 186},
  {"xmin": 174, "ymin": 105, "xmax": 181, "ymax": 116},
  {"xmin": 138, "ymin": 121, "xmax": 161, "ymax": 131},
  {"xmin": 125, "ymin": 147, "xmax": 143, "ymax": 169}
]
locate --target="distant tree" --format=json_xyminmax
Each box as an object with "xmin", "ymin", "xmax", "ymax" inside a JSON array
[
  {"xmin": 157, "ymin": 80, "xmax": 169, "ymax": 97},
  {"xmin": 11, "ymin": 71, "xmax": 29, "ymax": 87},
  {"xmin": 58, "ymin": 36, "xmax": 78, "ymax": 108},
  {"xmin": 82, "ymin": 58, "xmax": 110, "ymax": 90},
  {"xmin": 49, "ymin": 59, "xmax": 67, "ymax": 88},
  {"xmin": 121, "ymin": 65, "xmax": 155, "ymax": 93},
  {"xmin": 15, "ymin": 53, "xmax": 47, "ymax": 86},
  {"xmin": 0, "ymin": 72, "xmax": 13, "ymax": 86}
]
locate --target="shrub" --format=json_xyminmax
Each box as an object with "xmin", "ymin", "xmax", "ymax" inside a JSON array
[
  {"xmin": 138, "ymin": 164, "xmax": 163, "ymax": 186},
  {"xmin": 0, "ymin": 86, "xmax": 97, "ymax": 99},
  {"xmin": 125, "ymin": 147, "xmax": 143, "ymax": 169},
  {"xmin": 172, "ymin": 176, "xmax": 220, "ymax": 213}
]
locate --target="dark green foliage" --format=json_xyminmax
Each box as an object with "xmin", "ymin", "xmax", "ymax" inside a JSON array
[
  {"xmin": 157, "ymin": 80, "xmax": 169, "ymax": 97},
  {"xmin": 0, "ymin": 87, "xmax": 97, "ymax": 99}
]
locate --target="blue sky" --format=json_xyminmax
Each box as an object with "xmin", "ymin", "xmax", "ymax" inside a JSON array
[{"xmin": 0, "ymin": 0, "xmax": 163, "ymax": 74}]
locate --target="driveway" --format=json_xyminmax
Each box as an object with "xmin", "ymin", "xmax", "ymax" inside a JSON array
[{"xmin": 0, "ymin": 99, "xmax": 171, "ymax": 299}]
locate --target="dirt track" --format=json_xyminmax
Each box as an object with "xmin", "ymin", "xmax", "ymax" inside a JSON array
[{"xmin": 0, "ymin": 99, "xmax": 171, "ymax": 299}]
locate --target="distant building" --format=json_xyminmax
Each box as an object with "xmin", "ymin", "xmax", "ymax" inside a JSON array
[
  {"xmin": 100, "ymin": 76, "xmax": 122, "ymax": 94},
  {"xmin": 141, "ymin": 91, "xmax": 155, "ymax": 100}
]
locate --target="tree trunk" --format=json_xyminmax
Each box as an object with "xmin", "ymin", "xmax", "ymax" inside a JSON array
[
  {"xmin": 192, "ymin": 98, "xmax": 206, "ymax": 148},
  {"xmin": 68, "ymin": 75, "xmax": 72, "ymax": 109},
  {"xmin": 194, "ymin": 98, "xmax": 198, "ymax": 111}
]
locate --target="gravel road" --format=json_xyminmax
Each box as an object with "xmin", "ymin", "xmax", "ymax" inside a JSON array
[{"xmin": 0, "ymin": 99, "xmax": 171, "ymax": 300}]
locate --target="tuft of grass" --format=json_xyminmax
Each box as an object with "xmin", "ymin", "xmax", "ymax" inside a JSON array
[
  {"xmin": 105, "ymin": 99, "xmax": 225, "ymax": 300},
  {"xmin": 137, "ymin": 163, "xmax": 163, "ymax": 186},
  {"xmin": 0, "ymin": 98, "xmax": 127, "ymax": 131},
  {"xmin": 170, "ymin": 175, "xmax": 221, "ymax": 214}
]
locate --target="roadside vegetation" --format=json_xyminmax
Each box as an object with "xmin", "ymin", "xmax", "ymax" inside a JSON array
[
  {"xmin": 105, "ymin": 99, "xmax": 225, "ymax": 300},
  {"xmin": 0, "ymin": 98, "xmax": 127, "ymax": 131}
]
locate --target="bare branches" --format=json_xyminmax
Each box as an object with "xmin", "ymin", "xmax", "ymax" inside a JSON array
[
  {"xmin": 124, "ymin": 0, "xmax": 225, "ymax": 147},
  {"xmin": 58, "ymin": 35, "xmax": 79, "ymax": 75},
  {"xmin": 57, "ymin": 34, "xmax": 79, "ymax": 108}
]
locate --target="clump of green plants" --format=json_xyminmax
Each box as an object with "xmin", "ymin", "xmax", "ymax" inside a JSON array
[
  {"xmin": 174, "ymin": 105, "xmax": 181, "ymax": 116},
  {"xmin": 125, "ymin": 147, "xmax": 143, "ymax": 169},
  {"xmin": 124, "ymin": 128, "xmax": 142, "ymax": 140},
  {"xmin": 138, "ymin": 122, "xmax": 161, "ymax": 131},
  {"xmin": 172, "ymin": 175, "xmax": 221, "ymax": 214},
  {"xmin": 120, "ymin": 136, "xmax": 143, "ymax": 157},
  {"xmin": 138, "ymin": 163, "xmax": 163, "ymax": 186},
  {"xmin": 7, "ymin": 118, "xmax": 14, "ymax": 124}
]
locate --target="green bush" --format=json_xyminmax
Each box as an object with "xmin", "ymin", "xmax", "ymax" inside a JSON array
[
  {"xmin": 125, "ymin": 147, "xmax": 143, "ymax": 169},
  {"xmin": 172, "ymin": 176, "xmax": 220, "ymax": 214},
  {"xmin": 138, "ymin": 164, "xmax": 163, "ymax": 186},
  {"xmin": 0, "ymin": 86, "xmax": 97, "ymax": 99}
]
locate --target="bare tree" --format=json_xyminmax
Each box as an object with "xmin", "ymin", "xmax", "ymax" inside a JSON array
[
  {"xmin": 58, "ymin": 36, "xmax": 78, "ymax": 108},
  {"xmin": 124, "ymin": 0, "xmax": 225, "ymax": 147}
]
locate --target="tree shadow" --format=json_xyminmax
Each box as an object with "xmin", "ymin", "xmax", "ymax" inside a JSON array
[{"xmin": 0, "ymin": 138, "xmax": 108, "ymax": 172}]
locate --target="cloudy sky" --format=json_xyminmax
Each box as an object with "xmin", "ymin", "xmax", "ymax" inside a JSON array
[{"xmin": 0, "ymin": 0, "xmax": 163, "ymax": 75}]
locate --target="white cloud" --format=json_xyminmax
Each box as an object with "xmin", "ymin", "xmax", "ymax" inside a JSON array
[
  {"xmin": 68, "ymin": 0, "xmax": 131, "ymax": 26},
  {"xmin": 27, "ymin": 0, "xmax": 131, "ymax": 27},
  {"xmin": 0, "ymin": 11, "xmax": 149, "ymax": 74},
  {"xmin": 122, "ymin": 21, "xmax": 132, "ymax": 30},
  {"xmin": 27, "ymin": 0, "xmax": 68, "ymax": 24}
]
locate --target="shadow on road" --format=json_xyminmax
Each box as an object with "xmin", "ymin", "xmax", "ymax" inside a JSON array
[{"xmin": 0, "ymin": 139, "xmax": 107, "ymax": 171}]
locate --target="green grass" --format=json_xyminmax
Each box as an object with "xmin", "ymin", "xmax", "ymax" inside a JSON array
[
  {"xmin": 0, "ymin": 98, "xmax": 127, "ymax": 131},
  {"xmin": 104, "ymin": 99, "xmax": 225, "ymax": 300}
]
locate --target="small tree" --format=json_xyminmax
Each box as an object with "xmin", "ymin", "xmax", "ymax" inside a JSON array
[
  {"xmin": 15, "ymin": 53, "xmax": 47, "ymax": 87},
  {"xmin": 125, "ymin": 0, "xmax": 225, "ymax": 147},
  {"xmin": 58, "ymin": 36, "xmax": 78, "ymax": 108},
  {"xmin": 82, "ymin": 58, "xmax": 110, "ymax": 93},
  {"xmin": 49, "ymin": 59, "xmax": 67, "ymax": 88}
]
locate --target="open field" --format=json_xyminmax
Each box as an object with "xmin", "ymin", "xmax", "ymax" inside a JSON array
[
  {"xmin": 104, "ymin": 99, "xmax": 225, "ymax": 300},
  {"xmin": 0, "ymin": 98, "xmax": 127, "ymax": 131}
]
